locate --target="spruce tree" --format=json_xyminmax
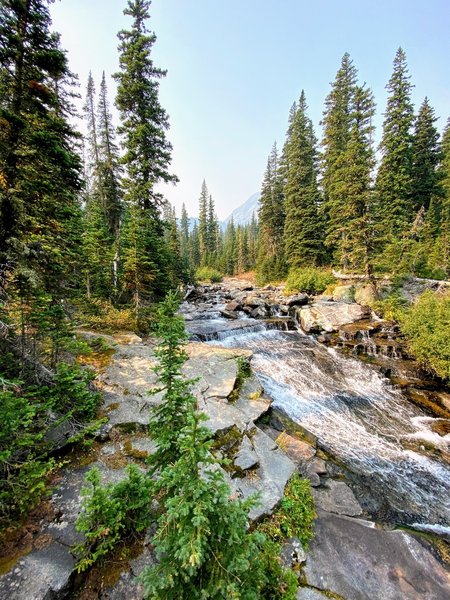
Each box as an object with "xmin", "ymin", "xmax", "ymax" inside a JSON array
[
  {"xmin": 435, "ymin": 119, "xmax": 450, "ymax": 275},
  {"xmin": 331, "ymin": 85, "xmax": 377, "ymax": 273},
  {"xmin": 142, "ymin": 292, "xmax": 266, "ymax": 599},
  {"xmin": 0, "ymin": 0, "xmax": 82, "ymax": 284},
  {"xmin": 411, "ymin": 97, "xmax": 442, "ymax": 214},
  {"xmin": 114, "ymin": 0, "xmax": 177, "ymax": 304},
  {"xmin": 376, "ymin": 47, "xmax": 415, "ymax": 238},
  {"xmin": 283, "ymin": 91, "xmax": 323, "ymax": 269},
  {"xmin": 198, "ymin": 180, "xmax": 209, "ymax": 264},
  {"xmin": 97, "ymin": 71, "xmax": 122, "ymax": 238},
  {"xmin": 83, "ymin": 71, "xmax": 100, "ymax": 191},
  {"xmin": 256, "ymin": 142, "xmax": 286, "ymax": 283},
  {"xmin": 320, "ymin": 53, "xmax": 358, "ymax": 255}
]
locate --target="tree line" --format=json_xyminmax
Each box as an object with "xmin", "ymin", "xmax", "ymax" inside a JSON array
[{"xmin": 255, "ymin": 49, "xmax": 449, "ymax": 284}]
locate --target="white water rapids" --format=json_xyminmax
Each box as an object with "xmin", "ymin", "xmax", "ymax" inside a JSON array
[{"xmin": 210, "ymin": 326, "xmax": 450, "ymax": 528}]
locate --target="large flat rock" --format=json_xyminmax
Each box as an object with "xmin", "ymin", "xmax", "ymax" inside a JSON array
[
  {"xmin": 303, "ymin": 511, "xmax": 450, "ymax": 600},
  {"xmin": 230, "ymin": 429, "xmax": 296, "ymax": 520},
  {"xmin": 311, "ymin": 480, "xmax": 363, "ymax": 517},
  {"xmin": 299, "ymin": 302, "xmax": 370, "ymax": 333}
]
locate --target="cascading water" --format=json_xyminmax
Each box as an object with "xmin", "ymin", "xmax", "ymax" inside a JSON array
[{"xmin": 207, "ymin": 324, "xmax": 450, "ymax": 530}]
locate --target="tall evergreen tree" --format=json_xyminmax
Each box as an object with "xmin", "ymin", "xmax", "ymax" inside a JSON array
[
  {"xmin": 0, "ymin": 0, "xmax": 82, "ymax": 283},
  {"xmin": 83, "ymin": 71, "xmax": 100, "ymax": 190},
  {"xmin": 435, "ymin": 118, "xmax": 450, "ymax": 275},
  {"xmin": 411, "ymin": 97, "xmax": 442, "ymax": 214},
  {"xmin": 198, "ymin": 180, "xmax": 209, "ymax": 263},
  {"xmin": 375, "ymin": 47, "xmax": 415, "ymax": 238},
  {"xmin": 114, "ymin": 0, "xmax": 177, "ymax": 304},
  {"xmin": 257, "ymin": 142, "xmax": 286, "ymax": 282},
  {"xmin": 320, "ymin": 53, "xmax": 358, "ymax": 254},
  {"xmin": 331, "ymin": 85, "xmax": 377, "ymax": 273},
  {"xmin": 97, "ymin": 71, "xmax": 122, "ymax": 237},
  {"xmin": 283, "ymin": 91, "xmax": 323, "ymax": 269}
]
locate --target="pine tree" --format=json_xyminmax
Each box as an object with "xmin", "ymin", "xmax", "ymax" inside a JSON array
[
  {"xmin": 179, "ymin": 202, "xmax": 191, "ymax": 276},
  {"xmin": 83, "ymin": 71, "xmax": 100, "ymax": 191},
  {"xmin": 376, "ymin": 47, "xmax": 415, "ymax": 238},
  {"xmin": 434, "ymin": 119, "xmax": 450, "ymax": 275},
  {"xmin": 198, "ymin": 180, "xmax": 209, "ymax": 263},
  {"xmin": 222, "ymin": 218, "xmax": 237, "ymax": 275},
  {"xmin": 114, "ymin": 0, "xmax": 177, "ymax": 304},
  {"xmin": 0, "ymin": 0, "xmax": 82, "ymax": 284},
  {"xmin": 141, "ymin": 292, "xmax": 266, "ymax": 599},
  {"xmin": 320, "ymin": 53, "xmax": 358, "ymax": 255},
  {"xmin": 97, "ymin": 71, "xmax": 122, "ymax": 238},
  {"xmin": 256, "ymin": 142, "xmax": 286, "ymax": 283},
  {"xmin": 207, "ymin": 193, "xmax": 219, "ymax": 263},
  {"xmin": 283, "ymin": 91, "xmax": 323, "ymax": 269},
  {"xmin": 411, "ymin": 97, "xmax": 442, "ymax": 214},
  {"xmin": 189, "ymin": 221, "xmax": 201, "ymax": 269},
  {"xmin": 331, "ymin": 85, "xmax": 377, "ymax": 273}
]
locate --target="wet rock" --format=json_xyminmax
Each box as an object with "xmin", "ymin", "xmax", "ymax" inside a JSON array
[
  {"xmin": 311, "ymin": 480, "xmax": 362, "ymax": 516},
  {"xmin": 225, "ymin": 300, "xmax": 242, "ymax": 312},
  {"xmin": 286, "ymin": 293, "xmax": 309, "ymax": 307},
  {"xmin": 0, "ymin": 542, "xmax": 75, "ymax": 600},
  {"xmin": 250, "ymin": 305, "xmax": 268, "ymax": 318},
  {"xmin": 220, "ymin": 309, "xmax": 239, "ymax": 319},
  {"xmin": 275, "ymin": 432, "xmax": 316, "ymax": 463},
  {"xmin": 299, "ymin": 302, "xmax": 370, "ymax": 333},
  {"xmin": 244, "ymin": 294, "xmax": 267, "ymax": 307},
  {"xmin": 303, "ymin": 511, "xmax": 450, "ymax": 600},
  {"xmin": 234, "ymin": 435, "xmax": 259, "ymax": 471}
]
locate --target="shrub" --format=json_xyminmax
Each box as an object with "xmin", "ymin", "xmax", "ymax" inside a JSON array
[
  {"xmin": 285, "ymin": 267, "xmax": 335, "ymax": 295},
  {"xmin": 257, "ymin": 474, "xmax": 316, "ymax": 548},
  {"xmin": 195, "ymin": 266, "xmax": 223, "ymax": 283},
  {"xmin": 0, "ymin": 364, "xmax": 101, "ymax": 526},
  {"xmin": 78, "ymin": 298, "xmax": 154, "ymax": 334},
  {"xmin": 74, "ymin": 464, "xmax": 152, "ymax": 572},
  {"xmin": 399, "ymin": 290, "xmax": 450, "ymax": 380}
]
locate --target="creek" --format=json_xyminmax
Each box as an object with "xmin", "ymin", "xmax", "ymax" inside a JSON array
[{"xmin": 182, "ymin": 288, "xmax": 450, "ymax": 535}]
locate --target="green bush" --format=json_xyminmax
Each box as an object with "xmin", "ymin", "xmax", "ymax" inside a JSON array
[
  {"xmin": 257, "ymin": 474, "xmax": 316, "ymax": 548},
  {"xmin": 195, "ymin": 266, "xmax": 223, "ymax": 283},
  {"xmin": 74, "ymin": 464, "xmax": 152, "ymax": 572},
  {"xmin": 285, "ymin": 267, "xmax": 335, "ymax": 295},
  {"xmin": 399, "ymin": 290, "xmax": 450, "ymax": 380},
  {"xmin": 0, "ymin": 363, "xmax": 101, "ymax": 526}
]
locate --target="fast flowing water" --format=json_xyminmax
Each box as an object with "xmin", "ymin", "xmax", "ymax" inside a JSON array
[{"xmin": 201, "ymin": 320, "xmax": 450, "ymax": 529}]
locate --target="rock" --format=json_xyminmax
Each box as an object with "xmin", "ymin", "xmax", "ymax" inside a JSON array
[
  {"xmin": 186, "ymin": 344, "xmax": 251, "ymax": 400},
  {"xmin": 113, "ymin": 332, "xmax": 143, "ymax": 345},
  {"xmin": 354, "ymin": 283, "xmax": 378, "ymax": 306},
  {"xmin": 225, "ymin": 300, "xmax": 242, "ymax": 312},
  {"xmin": 303, "ymin": 511, "xmax": 450, "ymax": 600},
  {"xmin": 0, "ymin": 542, "xmax": 75, "ymax": 600},
  {"xmin": 220, "ymin": 309, "xmax": 239, "ymax": 319},
  {"xmin": 250, "ymin": 305, "xmax": 268, "ymax": 318},
  {"xmin": 234, "ymin": 435, "xmax": 259, "ymax": 471},
  {"xmin": 286, "ymin": 293, "xmax": 309, "ymax": 307},
  {"xmin": 299, "ymin": 302, "xmax": 370, "ymax": 333},
  {"xmin": 244, "ymin": 294, "xmax": 267, "ymax": 307},
  {"xmin": 275, "ymin": 432, "xmax": 316, "ymax": 463},
  {"xmin": 307, "ymin": 457, "xmax": 327, "ymax": 475},
  {"xmin": 332, "ymin": 285, "xmax": 355, "ymax": 303},
  {"xmin": 230, "ymin": 429, "xmax": 296, "ymax": 520},
  {"xmin": 297, "ymin": 588, "xmax": 330, "ymax": 600},
  {"xmin": 311, "ymin": 480, "xmax": 362, "ymax": 516},
  {"xmin": 280, "ymin": 537, "xmax": 306, "ymax": 567}
]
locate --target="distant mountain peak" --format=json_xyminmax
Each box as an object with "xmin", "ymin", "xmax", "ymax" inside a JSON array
[{"xmin": 223, "ymin": 192, "xmax": 260, "ymax": 227}]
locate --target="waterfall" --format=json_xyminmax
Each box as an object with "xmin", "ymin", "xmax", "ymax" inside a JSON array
[{"xmin": 211, "ymin": 327, "xmax": 450, "ymax": 528}]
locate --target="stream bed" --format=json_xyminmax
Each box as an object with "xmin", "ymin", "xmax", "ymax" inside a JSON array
[{"xmin": 182, "ymin": 294, "xmax": 450, "ymax": 534}]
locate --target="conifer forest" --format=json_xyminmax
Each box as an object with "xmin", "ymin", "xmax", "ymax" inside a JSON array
[{"xmin": 0, "ymin": 1, "xmax": 449, "ymax": 599}]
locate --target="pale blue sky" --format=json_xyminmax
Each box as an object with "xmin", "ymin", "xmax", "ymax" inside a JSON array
[{"xmin": 51, "ymin": 0, "xmax": 450, "ymax": 219}]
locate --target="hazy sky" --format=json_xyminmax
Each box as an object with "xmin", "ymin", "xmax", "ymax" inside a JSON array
[{"xmin": 50, "ymin": 0, "xmax": 450, "ymax": 220}]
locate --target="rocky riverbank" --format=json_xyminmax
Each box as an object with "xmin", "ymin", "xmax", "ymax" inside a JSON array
[{"xmin": 1, "ymin": 279, "xmax": 449, "ymax": 599}]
